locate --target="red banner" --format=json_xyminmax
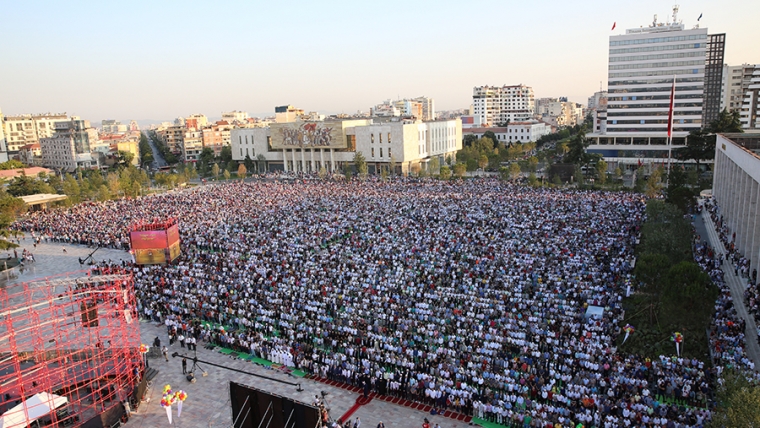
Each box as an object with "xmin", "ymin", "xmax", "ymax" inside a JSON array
[{"xmin": 130, "ymin": 230, "xmax": 167, "ymax": 250}]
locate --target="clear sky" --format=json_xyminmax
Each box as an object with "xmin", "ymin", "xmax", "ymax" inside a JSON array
[{"xmin": 1, "ymin": 0, "xmax": 758, "ymax": 124}]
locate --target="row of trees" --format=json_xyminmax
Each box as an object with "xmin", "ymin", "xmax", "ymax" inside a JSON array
[
  {"xmin": 622, "ymin": 200, "xmax": 718, "ymax": 360},
  {"xmin": 148, "ymin": 131, "xmax": 179, "ymax": 164}
]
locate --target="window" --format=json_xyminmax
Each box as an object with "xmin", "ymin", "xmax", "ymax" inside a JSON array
[
  {"xmin": 380, "ymin": 148, "xmax": 383, "ymax": 158},
  {"xmin": 388, "ymin": 148, "xmax": 392, "ymax": 158},
  {"xmin": 371, "ymin": 148, "xmax": 375, "ymax": 157},
  {"xmin": 379, "ymin": 133, "xmax": 382, "ymax": 144},
  {"xmin": 388, "ymin": 133, "xmax": 391, "ymax": 144},
  {"xmin": 371, "ymin": 134, "xmax": 374, "ymax": 143}
]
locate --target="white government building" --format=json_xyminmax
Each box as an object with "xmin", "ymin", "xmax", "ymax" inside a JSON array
[
  {"xmin": 712, "ymin": 133, "xmax": 760, "ymax": 271},
  {"xmin": 587, "ymin": 7, "xmax": 723, "ymax": 168},
  {"xmin": 231, "ymin": 118, "xmax": 462, "ymax": 175}
]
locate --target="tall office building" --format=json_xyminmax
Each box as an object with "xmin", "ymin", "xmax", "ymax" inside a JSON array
[
  {"xmin": 588, "ymin": 6, "xmax": 724, "ymax": 167},
  {"xmin": 740, "ymin": 65, "xmax": 760, "ymax": 130},
  {"xmin": 472, "ymin": 85, "xmax": 534, "ymax": 126}
]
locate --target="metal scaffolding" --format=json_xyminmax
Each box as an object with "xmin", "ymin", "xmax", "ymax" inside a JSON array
[{"xmin": 0, "ymin": 273, "xmax": 142, "ymax": 427}]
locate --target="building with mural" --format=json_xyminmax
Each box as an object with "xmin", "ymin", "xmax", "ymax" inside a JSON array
[{"xmin": 231, "ymin": 117, "xmax": 461, "ymax": 175}]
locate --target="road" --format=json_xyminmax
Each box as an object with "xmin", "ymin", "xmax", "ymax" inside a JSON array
[{"xmin": 145, "ymin": 132, "xmax": 168, "ymax": 169}]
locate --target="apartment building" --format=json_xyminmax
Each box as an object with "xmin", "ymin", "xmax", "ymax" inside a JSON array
[
  {"xmin": 2, "ymin": 113, "xmax": 69, "ymax": 152},
  {"xmin": 472, "ymin": 85, "xmax": 534, "ymax": 126}
]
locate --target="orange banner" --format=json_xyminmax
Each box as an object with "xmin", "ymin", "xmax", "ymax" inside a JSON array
[
  {"xmin": 134, "ymin": 248, "xmax": 167, "ymax": 265},
  {"xmin": 168, "ymin": 241, "xmax": 181, "ymax": 261}
]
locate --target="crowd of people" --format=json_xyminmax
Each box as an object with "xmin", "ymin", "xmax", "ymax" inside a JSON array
[{"xmin": 15, "ymin": 179, "xmax": 746, "ymax": 427}]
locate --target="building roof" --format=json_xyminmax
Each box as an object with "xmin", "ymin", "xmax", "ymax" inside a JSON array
[
  {"xmin": 19, "ymin": 143, "xmax": 41, "ymax": 150},
  {"xmin": 19, "ymin": 193, "xmax": 69, "ymax": 206},
  {"xmin": 0, "ymin": 167, "xmax": 53, "ymax": 180}
]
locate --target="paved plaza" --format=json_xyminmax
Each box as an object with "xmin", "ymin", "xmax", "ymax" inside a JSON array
[{"xmin": 3, "ymin": 238, "xmax": 477, "ymax": 428}]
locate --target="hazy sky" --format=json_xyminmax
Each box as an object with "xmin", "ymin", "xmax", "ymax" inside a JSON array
[{"xmin": 1, "ymin": 0, "xmax": 758, "ymax": 124}]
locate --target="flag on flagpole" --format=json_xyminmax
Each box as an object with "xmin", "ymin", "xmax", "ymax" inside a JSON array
[
  {"xmin": 667, "ymin": 76, "xmax": 676, "ymax": 140},
  {"xmin": 698, "ymin": 13, "xmax": 703, "ymax": 21},
  {"xmin": 611, "ymin": 22, "xmax": 616, "ymax": 30}
]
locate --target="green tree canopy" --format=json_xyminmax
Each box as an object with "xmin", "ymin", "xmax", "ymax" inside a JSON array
[{"xmin": 353, "ymin": 151, "xmax": 368, "ymax": 178}]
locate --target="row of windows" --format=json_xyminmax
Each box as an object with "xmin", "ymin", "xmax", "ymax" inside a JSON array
[
  {"xmin": 609, "ymin": 51, "xmax": 703, "ymax": 63},
  {"xmin": 609, "ymin": 69, "xmax": 702, "ymax": 78},
  {"xmin": 607, "ymin": 111, "xmax": 702, "ymax": 117},
  {"xmin": 606, "ymin": 124, "xmax": 700, "ymax": 131},
  {"xmin": 609, "ymin": 60, "xmax": 705, "ymax": 70},
  {"xmin": 609, "ymin": 33, "xmax": 706, "ymax": 46},
  {"xmin": 610, "ymin": 119, "xmax": 701, "ymax": 125},
  {"xmin": 608, "ymin": 93, "xmax": 703, "ymax": 102},
  {"xmin": 609, "ymin": 85, "xmax": 702, "ymax": 94},
  {"xmin": 370, "ymin": 147, "xmax": 392, "ymax": 158},
  {"xmin": 370, "ymin": 133, "xmax": 392, "ymax": 144},
  {"xmin": 609, "ymin": 77, "xmax": 703, "ymax": 86},
  {"xmin": 609, "ymin": 102, "xmax": 703, "ymax": 109},
  {"xmin": 610, "ymin": 43, "xmax": 704, "ymax": 55}
]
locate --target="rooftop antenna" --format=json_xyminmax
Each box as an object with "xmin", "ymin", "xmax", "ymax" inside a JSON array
[{"xmin": 671, "ymin": 4, "xmax": 680, "ymax": 24}]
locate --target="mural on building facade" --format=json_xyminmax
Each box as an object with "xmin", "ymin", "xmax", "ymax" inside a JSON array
[{"xmin": 271, "ymin": 122, "xmax": 344, "ymax": 149}]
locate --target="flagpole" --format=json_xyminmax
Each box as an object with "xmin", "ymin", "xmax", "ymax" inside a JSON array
[{"xmin": 666, "ymin": 75, "xmax": 676, "ymax": 187}]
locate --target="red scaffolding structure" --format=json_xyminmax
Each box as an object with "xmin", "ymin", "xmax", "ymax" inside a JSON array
[{"xmin": 0, "ymin": 273, "xmax": 142, "ymax": 427}]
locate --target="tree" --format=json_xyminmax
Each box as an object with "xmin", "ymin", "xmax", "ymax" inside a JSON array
[
  {"xmin": 237, "ymin": 163, "xmax": 247, "ymax": 180},
  {"xmin": 389, "ymin": 155, "xmax": 397, "ymax": 176},
  {"xmin": 223, "ymin": 169, "xmax": 231, "ymax": 181},
  {"xmin": 478, "ymin": 155, "xmax": 488, "ymax": 173},
  {"xmin": 212, "ymin": 163, "xmax": 220, "ymax": 180},
  {"xmin": 0, "ymin": 160, "xmax": 26, "ymax": 170},
  {"xmin": 709, "ymin": 370, "xmax": 760, "ymax": 427},
  {"xmin": 428, "ymin": 157, "xmax": 440, "ymax": 175},
  {"xmin": 219, "ymin": 145, "xmax": 233, "ymax": 164},
  {"xmin": 62, "ymin": 175, "xmax": 82, "ymax": 204},
  {"xmin": 674, "ymin": 129, "xmax": 714, "ymax": 171},
  {"xmin": 462, "ymin": 134, "xmax": 477, "ymax": 147},
  {"xmin": 453, "ymin": 163, "xmax": 467, "ymax": 179},
  {"xmin": 614, "ymin": 167, "xmax": 623, "ymax": 182},
  {"xmin": 7, "ymin": 173, "xmax": 47, "ymax": 196},
  {"xmin": 0, "ymin": 188, "xmax": 25, "ymax": 250},
  {"xmin": 353, "ymin": 151, "xmax": 368, "ymax": 178},
  {"xmin": 257, "ymin": 154, "xmax": 267, "ymax": 174},
  {"xmin": 645, "ymin": 167, "xmax": 664, "ymax": 198},
  {"xmin": 318, "ymin": 166, "xmax": 328, "ymax": 180},
  {"xmin": 197, "ymin": 147, "xmax": 215, "ymax": 177},
  {"xmin": 596, "ymin": 159, "xmax": 608, "ymax": 185},
  {"xmin": 439, "ymin": 165, "xmax": 451, "ymax": 180},
  {"xmin": 117, "ymin": 150, "xmax": 135, "ymax": 168},
  {"xmin": 244, "ymin": 154, "xmax": 255, "ymax": 174},
  {"xmin": 483, "ymin": 131, "xmax": 499, "ymax": 149},
  {"xmin": 709, "ymin": 108, "xmax": 743, "ymax": 133},
  {"xmin": 509, "ymin": 163, "xmax": 521, "ymax": 180},
  {"xmin": 528, "ymin": 172, "xmax": 539, "ymax": 187},
  {"xmin": 527, "ymin": 156, "xmax": 539, "ymax": 173}
]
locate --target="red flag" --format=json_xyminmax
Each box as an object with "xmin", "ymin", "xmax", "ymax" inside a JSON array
[
  {"xmin": 611, "ymin": 22, "xmax": 616, "ymax": 30},
  {"xmin": 638, "ymin": 159, "xmax": 642, "ymax": 167},
  {"xmin": 667, "ymin": 76, "xmax": 676, "ymax": 139}
]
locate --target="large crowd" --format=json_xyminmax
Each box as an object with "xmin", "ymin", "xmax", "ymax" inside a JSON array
[{"xmin": 15, "ymin": 179, "xmax": 751, "ymax": 427}]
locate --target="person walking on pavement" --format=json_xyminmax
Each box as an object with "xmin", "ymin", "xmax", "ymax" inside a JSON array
[
  {"xmin": 162, "ymin": 346, "xmax": 169, "ymax": 362},
  {"xmin": 182, "ymin": 358, "xmax": 187, "ymax": 374},
  {"xmin": 178, "ymin": 333, "xmax": 185, "ymax": 348},
  {"xmin": 376, "ymin": 422, "xmax": 384, "ymax": 428}
]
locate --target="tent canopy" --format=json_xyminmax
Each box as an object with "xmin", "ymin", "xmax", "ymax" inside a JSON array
[{"xmin": 0, "ymin": 392, "xmax": 68, "ymax": 428}]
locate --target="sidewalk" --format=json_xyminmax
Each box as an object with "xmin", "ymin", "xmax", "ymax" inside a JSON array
[{"xmin": 700, "ymin": 210, "xmax": 760, "ymax": 370}]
